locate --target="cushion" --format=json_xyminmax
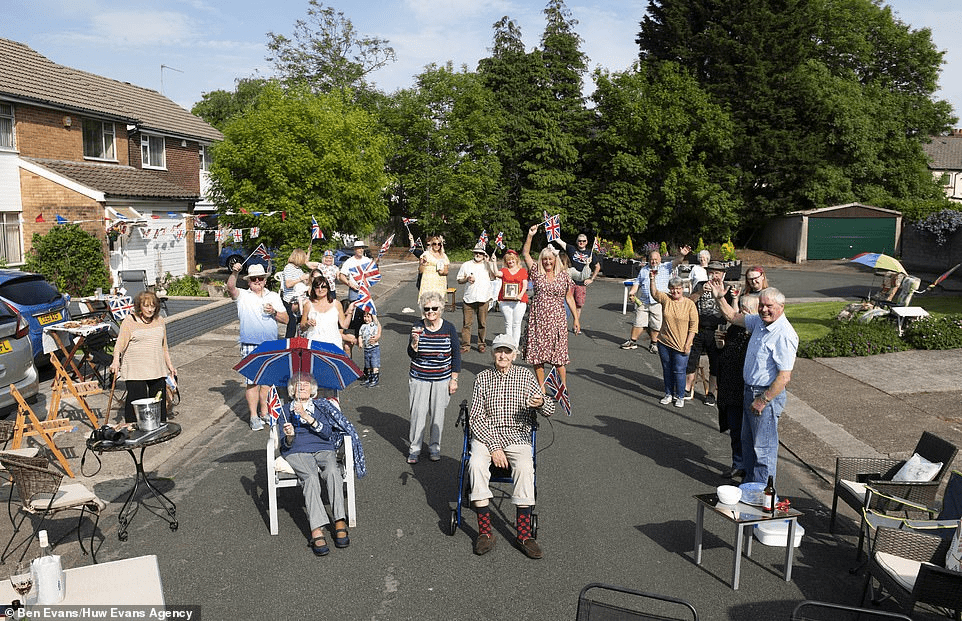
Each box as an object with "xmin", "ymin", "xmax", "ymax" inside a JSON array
[
  {"xmin": 28, "ymin": 483, "xmax": 106, "ymax": 512},
  {"xmin": 839, "ymin": 479, "xmax": 867, "ymax": 500},
  {"xmin": 893, "ymin": 453, "xmax": 942, "ymax": 482},
  {"xmin": 875, "ymin": 551, "xmax": 923, "ymax": 592},
  {"xmin": 948, "ymin": 519, "xmax": 962, "ymax": 572},
  {"xmin": 274, "ymin": 455, "xmax": 295, "ymax": 476}
]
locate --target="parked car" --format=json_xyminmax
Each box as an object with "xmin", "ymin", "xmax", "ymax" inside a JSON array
[
  {"xmin": 218, "ymin": 244, "xmax": 275, "ymax": 274},
  {"xmin": 0, "ymin": 302, "xmax": 40, "ymax": 415},
  {"xmin": 0, "ymin": 270, "xmax": 71, "ymax": 367}
]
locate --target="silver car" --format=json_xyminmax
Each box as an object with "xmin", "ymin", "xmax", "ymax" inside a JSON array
[{"xmin": 0, "ymin": 302, "xmax": 40, "ymax": 415}]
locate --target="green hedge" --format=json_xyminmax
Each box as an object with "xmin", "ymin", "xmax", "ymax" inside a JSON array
[
  {"xmin": 799, "ymin": 321, "xmax": 909, "ymax": 358},
  {"xmin": 903, "ymin": 314, "xmax": 962, "ymax": 350}
]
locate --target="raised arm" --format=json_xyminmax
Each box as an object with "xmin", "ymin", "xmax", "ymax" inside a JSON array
[
  {"xmin": 708, "ymin": 280, "xmax": 745, "ymax": 327},
  {"xmin": 521, "ymin": 224, "xmax": 538, "ymax": 270}
]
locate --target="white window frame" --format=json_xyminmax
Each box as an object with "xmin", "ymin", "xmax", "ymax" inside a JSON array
[
  {"xmin": 0, "ymin": 102, "xmax": 15, "ymax": 150},
  {"xmin": 0, "ymin": 211, "xmax": 23, "ymax": 265},
  {"xmin": 82, "ymin": 119, "xmax": 116, "ymax": 161},
  {"xmin": 141, "ymin": 133, "xmax": 166, "ymax": 169},
  {"xmin": 199, "ymin": 144, "xmax": 212, "ymax": 171}
]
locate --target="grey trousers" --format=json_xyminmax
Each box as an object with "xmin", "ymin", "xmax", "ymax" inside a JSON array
[
  {"xmin": 408, "ymin": 378, "xmax": 451, "ymax": 456},
  {"xmin": 285, "ymin": 450, "xmax": 345, "ymax": 530}
]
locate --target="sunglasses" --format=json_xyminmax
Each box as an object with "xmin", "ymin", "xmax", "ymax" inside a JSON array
[
  {"xmin": 249, "ymin": 276, "xmax": 266, "ymax": 282},
  {"xmin": 423, "ymin": 306, "xmax": 441, "ymax": 312},
  {"xmin": 315, "ymin": 284, "xmax": 329, "ymax": 289},
  {"xmin": 429, "ymin": 242, "xmax": 441, "ymax": 247}
]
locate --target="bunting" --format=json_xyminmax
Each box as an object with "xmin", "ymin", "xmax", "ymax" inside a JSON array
[{"xmin": 194, "ymin": 229, "xmax": 205, "ymax": 243}]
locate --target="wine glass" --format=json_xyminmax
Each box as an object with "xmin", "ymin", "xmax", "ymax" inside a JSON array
[{"xmin": 9, "ymin": 561, "xmax": 32, "ymax": 598}]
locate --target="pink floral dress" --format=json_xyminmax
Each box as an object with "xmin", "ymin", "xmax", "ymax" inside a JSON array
[{"xmin": 522, "ymin": 264, "xmax": 572, "ymax": 366}]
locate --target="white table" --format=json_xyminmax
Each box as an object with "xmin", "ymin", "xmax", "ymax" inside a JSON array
[
  {"xmin": 0, "ymin": 555, "xmax": 165, "ymax": 606},
  {"xmin": 891, "ymin": 306, "xmax": 929, "ymax": 336}
]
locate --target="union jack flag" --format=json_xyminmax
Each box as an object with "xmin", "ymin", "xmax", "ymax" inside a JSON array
[
  {"xmin": 311, "ymin": 216, "xmax": 323, "ymax": 240},
  {"xmin": 494, "ymin": 231, "xmax": 505, "ymax": 250},
  {"xmin": 543, "ymin": 367, "xmax": 571, "ymax": 416},
  {"xmin": 402, "ymin": 217, "xmax": 417, "ymax": 225},
  {"xmin": 544, "ymin": 214, "xmax": 561, "ymax": 242},
  {"xmin": 232, "ymin": 229, "xmax": 243, "ymax": 243},
  {"xmin": 354, "ymin": 284, "xmax": 377, "ymax": 314},
  {"xmin": 378, "ymin": 234, "xmax": 395, "ymax": 258},
  {"xmin": 194, "ymin": 229, "xmax": 205, "ymax": 243},
  {"xmin": 348, "ymin": 260, "xmax": 381, "ymax": 290},
  {"xmin": 252, "ymin": 243, "xmax": 271, "ymax": 261},
  {"xmin": 109, "ymin": 295, "xmax": 134, "ymax": 321},
  {"xmin": 592, "ymin": 236, "xmax": 601, "ymax": 253},
  {"xmin": 266, "ymin": 385, "xmax": 284, "ymax": 426},
  {"xmin": 174, "ymin": 228, "xmax": 186, "ymax": 241},
  {"xmin": 214, "ymin": 229, "xmax": 226, "ymax": 242},
  {"xmin": 478, "ymin": 230, "xmax": 489, "ymax": 246},
  {"xmin": 250, "ymin": 227, "xmax": 259, "ymax": 238}
]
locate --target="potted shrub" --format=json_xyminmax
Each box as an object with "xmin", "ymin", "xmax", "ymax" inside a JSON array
[
  {"xmin": 600, "ymin": 237, "xmax": 641, "ymax": 279},
  {"xmin": 720, "ymin": 238, "xmax": 742, "ymax": 280}
]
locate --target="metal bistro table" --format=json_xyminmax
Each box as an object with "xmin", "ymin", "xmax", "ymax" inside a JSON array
[
  {"xmin": 87, "ymin": 423, "xmax": 181, "ymax": 541},
  {"xmin": 693, "ymin": 493, "xmax": 803, "ymax": 590}
]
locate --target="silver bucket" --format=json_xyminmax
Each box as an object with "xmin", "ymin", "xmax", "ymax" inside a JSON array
[{"xmin": 131, "ymin": 398, "xmax": 162, "ymax": 431}]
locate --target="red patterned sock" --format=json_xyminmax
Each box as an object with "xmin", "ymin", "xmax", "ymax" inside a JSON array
[
  {"xmin": 475, "ymin": 506, "xmax": 492, "ymax": 537},
  {"xmin": 516, "ymin": 507, "xmax": 533, "ymax": 541}
]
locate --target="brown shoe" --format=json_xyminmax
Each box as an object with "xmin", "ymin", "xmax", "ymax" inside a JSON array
[
  {"xmin": 460, "ymin": 344, "xmax": 470, "ymax": 353},
  {"xmin": 477, "ymin": 343, "xmax": 486, "ymax": 353},
  {"xmin": 473, "ymin": 533, "xmax": 496, "ymax": 555},
  {"xmin": 515, "ymin": 536, "xmax": 543, "ymax": 559}
]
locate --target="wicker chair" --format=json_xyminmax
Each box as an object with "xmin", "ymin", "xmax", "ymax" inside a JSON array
[
  {"xmin": 0, "ymin": 420, "xmax": 40, "ymax": 523},
  {"xmin": 577, "ymin": 583, "xmax": 698, "ymax": 620},
  {"xmin": 0, "ymin": 455, "xmax": 105, "ymax": 564},
  {"xmin": 791, "ymin": 600, "xmax": 912, "ymax": 620},
  {"xmin": 862, "ymin": 526, "xmax": 962, "ymax": 620},
  {"xmin": 830, "ymin": 431, "xmax": 958, "ymax": 534}
]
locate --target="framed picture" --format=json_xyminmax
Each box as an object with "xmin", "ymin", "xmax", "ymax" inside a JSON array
[{"xmin": 503, "ymin": 283, "xmax": 520, "ymax": 299}]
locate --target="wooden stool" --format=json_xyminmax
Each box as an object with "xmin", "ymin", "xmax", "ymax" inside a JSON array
[{"xmin": 445, "ymin": 288, "xmax": 457, "ymax": 312}]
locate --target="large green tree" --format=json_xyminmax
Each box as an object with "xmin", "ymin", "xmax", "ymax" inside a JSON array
[
  {"xmin": 381, "ymin": 63, "xmax": 504, "ymax": 249},
  {"xmin": 191, "ymin": 78, "xmax": 271, "ymax": 131},
  {"xmin": 637, "ymin": 0, "xmax": 956, "ymax": 229},
  {"xmin": 208, "ymin": 84, "xmax": 391, "ymax": 248}
]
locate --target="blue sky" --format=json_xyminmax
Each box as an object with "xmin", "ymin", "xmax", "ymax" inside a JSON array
[{"xmin": 4, "ymin": 0, "xmax": 961, "ymax": 122}]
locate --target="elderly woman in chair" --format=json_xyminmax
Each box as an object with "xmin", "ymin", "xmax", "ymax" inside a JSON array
[{"xmin": 280, "ymin": 373, "xmax": 366, "ymax": 557}]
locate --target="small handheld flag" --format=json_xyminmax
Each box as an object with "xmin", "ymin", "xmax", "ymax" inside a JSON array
[
  {"xmin": 355, "ymin": 284, "xmax": 377, "ymax": 314},
  {"xmin": 402, "ymin": 217, "xmax": 418, "ymax": 226},
  {"xmin": 311, "ymin": 216, "xmax": 324, "ymax": 240},
  {"xmin": 478, "ymin": 230, "xmax": 489, "ymax": 246},
  {"xmin": 544, "ymin": 214, "xmax": 561, "ymax": 242},
  {"xmin": 592, "ymin": 236, "xmax": 601, "ymax": 254},
  {"xmin": 494, "ymin": 231, "xmax": 505, "ymax": 250},
  {"xmin": 543, "ymin": 367, "xmax": 572, "ymax": 416},
  {"xmin": 267, "ymin": 386, "xmax": 284, "ymax": 426},
  {"xmin": 378, "ymin": 234, "xmax": 395, "ymax": 259}
]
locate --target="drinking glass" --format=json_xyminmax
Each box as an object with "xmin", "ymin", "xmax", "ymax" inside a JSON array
[{"xmin": 9, "ymin": 561, "xmax": 32, "ymax": 598}]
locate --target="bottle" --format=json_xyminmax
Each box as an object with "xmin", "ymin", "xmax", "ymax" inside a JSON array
[
  {"xmin": 38, "ymin": 530, "xmax": 50, "ymax": 556},
  {"xmin": 763, "ymin": 476, "xmax": 776, "ymax": 513}
]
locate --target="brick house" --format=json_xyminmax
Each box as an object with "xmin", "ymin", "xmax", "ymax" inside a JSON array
[
  {"xmin": 0, "ymin": 38, "xmax": 223, "ymax": 284},
  {"xmin": 922, "ymin": 129, "xmax": 962, "ymax": 204}
]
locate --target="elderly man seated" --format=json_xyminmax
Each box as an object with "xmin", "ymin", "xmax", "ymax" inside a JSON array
[
  {"xmin": 468, "ymin": 334, "xmax": 555, "ymax": 559},
  {"xmin": 280, "ymin": 373, "xmax": 366, "ymax": 557}
]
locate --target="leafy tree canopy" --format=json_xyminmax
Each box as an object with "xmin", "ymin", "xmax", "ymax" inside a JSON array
[{"xmin": 191, "ymin": 78, "xmax": 272, "ymax": 131}]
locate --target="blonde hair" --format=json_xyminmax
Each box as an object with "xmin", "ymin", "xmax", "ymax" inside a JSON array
[
  {"xmin": 288, "ymin": 248, "xmax": 308, "ymax": 266},
  {"xmin": 538, "ymin": 246, "xmax": 563, "ymax": 276}
]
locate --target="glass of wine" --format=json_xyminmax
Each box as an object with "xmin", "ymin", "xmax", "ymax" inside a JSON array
[{"xmin": 9, "ymin": 560, "xmax": 32, "ymax": 598}]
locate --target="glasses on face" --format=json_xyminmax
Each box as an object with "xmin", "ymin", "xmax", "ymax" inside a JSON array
[
  {"xmin": 315, "ymin": 284, "xmax": 329, "ymax": 289},
  {"xmin": 577, "ymin": 239, "xmax": 588, "ymax": 244},
  {"xmin": 249, "ymin": 276, "xmax": 266, "ymax": 282},
  {"xmin": 423, "ymin": 306, "xmax": 440, "ymax": 312},
  {"xmin": 429, "ymin": 242, "xmax": 441, "ymax": 247},
  {"xmin": 748, "ymin": 276, "xmax": 763, "ymax": 282}
]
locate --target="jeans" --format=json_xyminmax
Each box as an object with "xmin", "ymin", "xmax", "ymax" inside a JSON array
[
  {"xmin": 741, "ymin": 385, "xmax": 786, "ymax": 483},
  {"xmin": 500, "ymin": 301, "xmax": 527, "ymax": 346},
  {"xmin": 657, "ymin": 343, "xmax": 689, "ymax": 398}
]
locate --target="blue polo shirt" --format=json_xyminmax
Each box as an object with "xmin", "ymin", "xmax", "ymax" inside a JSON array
[
  {"xmin": 743, "ymin": 313, "xmax": 798, "ymax": 387},
  {"xmin": 636, "ymin": 262, "xmax": 674, "ymax": 305}
]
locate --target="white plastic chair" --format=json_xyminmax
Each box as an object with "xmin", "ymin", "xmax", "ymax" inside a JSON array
[{"xmin": 266, "ymin": 424, "xmax": 356, "ymax": 535}]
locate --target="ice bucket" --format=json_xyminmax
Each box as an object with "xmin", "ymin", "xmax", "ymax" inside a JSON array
[{"xmin": 132, "ymin": 398, "xmax": 162, "ymax": 431}]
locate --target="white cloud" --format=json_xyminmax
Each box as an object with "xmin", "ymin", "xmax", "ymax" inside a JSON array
[{"xmin": 89, "ymin": 10, "xmax": 198, "ymax": 45}]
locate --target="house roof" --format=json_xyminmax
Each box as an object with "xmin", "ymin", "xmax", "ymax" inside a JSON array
[
  {"xmin": 922, "ymin": 134, "xmax": 962, "ymax": 171},
  {"xmin": 0, "ymin": 38, "xmax": 223, "ymax": 143},
  {"xmin": 25, "ymin": 157, "xmax": 200, "ymax": 201}
]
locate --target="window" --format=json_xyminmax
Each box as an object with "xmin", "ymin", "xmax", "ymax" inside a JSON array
[
  {"xmin": 940, "ymin": 172, "xmax": 952, "ymax": 187},
  {"xmin": 0, "ymin": 102, "xmax": 13, "ymax": 150},
  {"xmin": 141, "ymin": 134, "xmax": 166, "ymax": 168},
  {"xmin": 0, "ymin": 212, "xmax": 22, "ymax": 264},
  {"xmin": 82, "ymin": 119, "xmax": 115, "ymax": 160},
  {"xmin": 199, "ymin": 144, "xmax": 212, "ymax": 171}
]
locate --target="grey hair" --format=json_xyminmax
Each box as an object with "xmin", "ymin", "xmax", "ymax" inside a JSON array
[
  {"xmin": 758, "ymin": 287, "xmax": 785, "ymax": 307},
  {"xmin": 287, "ymin": 372, "xmax": 318, "ymax": 399},
  {"xmin": 668, "ymin": 277, "xmax": 685, "ymax": 289},
  {"xmin": 739, "ymin": 294, "xmax": 759, "ymax": 314},
  {"xmin": 419, "ymin": 290, "xmax": 445, "ymax": 312},
  {"xmin": 698, "ymin": 250, "xmax": 711, "ymax": 261}
]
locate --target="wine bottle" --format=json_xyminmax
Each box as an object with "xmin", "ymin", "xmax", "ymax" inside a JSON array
[
  {"xmin": 38, "ymin": 529, "xmax": 50, "ymax": 556},
  {"xmin": 763, "ymin": 476, "xmax": 775, "ymax": 513}
]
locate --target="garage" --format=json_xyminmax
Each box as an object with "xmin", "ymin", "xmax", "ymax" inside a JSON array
[{"xmin": 757, "ymin": 203, "xmax": 902, "ymax": 263}]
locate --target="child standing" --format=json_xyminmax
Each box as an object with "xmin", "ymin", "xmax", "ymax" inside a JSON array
[{"xmin": 358, "ymin": 311, "xmax": 382, "ymax": 387}]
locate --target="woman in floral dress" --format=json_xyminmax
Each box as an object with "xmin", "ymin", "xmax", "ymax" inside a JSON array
[
  {"xmin": 418, "ymin": 235, "xmax": 450, "ymax": 301},
  {"xmin": 521, "ymin": 223, "xmax": 578, "ymax": 385}
]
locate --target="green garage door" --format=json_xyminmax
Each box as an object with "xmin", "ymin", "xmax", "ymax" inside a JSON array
[{"xmin": 807, "ymin": 218, "xmax": 896, "ymax": 260}]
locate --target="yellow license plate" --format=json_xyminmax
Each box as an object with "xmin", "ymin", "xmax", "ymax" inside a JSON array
[
  {"xmin": 0, "ymin": 340, "xmax": 11, "ymax": 354},
  {"xmin": 37, "ymin": 310, "xmax": 64, "ymax": 325}
]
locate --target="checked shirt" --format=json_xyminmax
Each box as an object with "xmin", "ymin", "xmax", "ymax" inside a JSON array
[{"xmin": 469, "ymin": 365, "xmax": 555, "ymax": 453}]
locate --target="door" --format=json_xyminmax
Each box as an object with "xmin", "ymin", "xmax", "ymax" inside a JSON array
[{"xmin": 807, "ymin": 217, "xmax": 896, "ymax": 260}]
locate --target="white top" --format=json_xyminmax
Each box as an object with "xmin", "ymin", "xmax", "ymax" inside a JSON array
[
  {"xmin": 457, "ymin": 260, "xmax": 495, "ymax": 304},
  {"xmin": 303, "ymin": 304, "xmax": 342, "ymax": 347},
  {"xmin": 236, "ymin": 288, "xmax": 284, "ymax": 344}
]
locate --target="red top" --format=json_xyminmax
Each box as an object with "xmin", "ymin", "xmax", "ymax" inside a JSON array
[{"xmin": 499, "ymin": 267, "xmax": 529, "ymax": 303}]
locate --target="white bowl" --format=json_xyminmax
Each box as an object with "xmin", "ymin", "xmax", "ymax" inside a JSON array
[{"xmin": 717, "ymin": 485, "xmax": 742, "ymax": 505}]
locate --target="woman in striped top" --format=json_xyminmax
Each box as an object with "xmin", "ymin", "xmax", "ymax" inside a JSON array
[
  {"xmin": 109, "ymin": 290, "xmax": 176, "ymax": 424},
  {"xmin": 405, "ymin": 291, "xmax": 461, "ymax": 464}
]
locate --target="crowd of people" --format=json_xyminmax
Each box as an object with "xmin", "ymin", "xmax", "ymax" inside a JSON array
[{"xmin": 224, "ymin": 225, "xmax": 797, "ymax": 560}]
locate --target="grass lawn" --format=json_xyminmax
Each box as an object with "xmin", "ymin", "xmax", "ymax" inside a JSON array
[{"xmin": 786, "ymin": 295, "xmax": 962, "ymax": 343}]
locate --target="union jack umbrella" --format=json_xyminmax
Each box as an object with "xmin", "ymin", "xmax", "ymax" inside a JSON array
[
  {"xmin": 194, "ymin": 229, "xmax": 205, "ymax": 243},
  {"xmin": 378, "ymin": 234, "xmax": 395, "ymax": 258},
  {"xmin": 311, "ymin": 216, "xmax": 324, "ymax": 240},
  {"xmin": 543, "ymin": 366, "xmax": 572, "ymax": 416},
  {"xmin": 494, "ymin": 231, "xmax": 505, "ymax": 250},
  {"xmin": 544, "ymin": 214, "xmax": 561, "ymax": 243},
  {"xmin": 250, "ymin": 226, "xmax": 259, "ymax": 238},
  {"xmin": 232, "ymin": 229, "xmax": 243, "ymax": 243},
  {"xmin": 108, "ymin": 295, "xmax": 134, "ymax": 321},
  {"xmin": 348, "ymin": 259, "xmax": 381, "ymax": 290},
  {"xmin": 234, "ymin": 337, "xmax": 363, "ymax": 390}
]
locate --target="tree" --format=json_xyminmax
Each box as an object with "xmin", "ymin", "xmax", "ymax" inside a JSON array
[
  {"xmin": 589, "ymin": 62, "xmax": 738, "ymax": 241},
  {"xmin": 266, "ymin": 1, "xmax": 395, "ymax": 101},
  {"xmin": 191, "ymin": 78, "xmax": 271, "ymax": 131},
  {"xmin": 381, "ymin": 63, "xmax": 504, "ymax": 248},
  {"xmin": 24, "ymin": 225, "xmax": 110, "ymax": 296},
  {"xmin": 208, "ymin": 84, "xmax": 391, "ymax": 248}
]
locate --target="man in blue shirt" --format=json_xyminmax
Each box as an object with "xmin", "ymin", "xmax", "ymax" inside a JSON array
[{"xmin": 710, "ymin": 284, "xmax": 798, "ymax": 484}]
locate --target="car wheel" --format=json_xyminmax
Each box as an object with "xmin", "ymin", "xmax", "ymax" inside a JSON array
[{"xmin": 226, "ymin": 255, "xmax": 244, "ymax": 272}]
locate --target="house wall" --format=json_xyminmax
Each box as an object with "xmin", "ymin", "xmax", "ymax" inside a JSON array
[
  {"xmin": 901, "ymin": 224, "xmax": 962, "ymax": 275},
  {"xmin": 15, "ymin": 104, "xmax": 129, "ymax": 164},
  {"xmin": 19, "ymin": 168, "xmax": 106, "ymax": 255},
  {"xmin": 127, "ymin": 135, "xmax": 200, "ymax": 193}
]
